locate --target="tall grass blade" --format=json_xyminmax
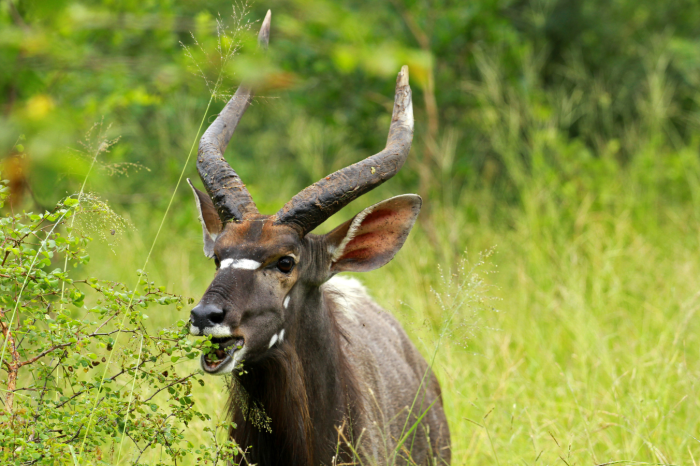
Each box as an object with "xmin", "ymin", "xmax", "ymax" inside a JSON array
[
  {"xmin": 68, "ymin": 445, "xmax": 80, "ymax": 466},
  {"xmin": 78, "ymin": 93, "xmax": 216, "ymax": 460},
  {"xmin": 392, "ymin": 398, "xmax": 438, "ymax": 461}
]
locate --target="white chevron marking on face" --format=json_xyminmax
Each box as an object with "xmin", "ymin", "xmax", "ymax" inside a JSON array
[
  {"xmin": 220, "ymin": 258, "xmax": 261, "ymax": 270},
  {"xmin": 268, "ymin": 333, "xmax": 278, "ymax": 349}
]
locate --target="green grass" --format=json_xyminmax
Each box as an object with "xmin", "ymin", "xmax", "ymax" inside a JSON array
[
  {"xmin": 73, "ymin": 28, "xmax": 700, "ymax": 464},
  {"xmin": 82, "ymin": 148, "xmax": 700, "ymax": 464}
]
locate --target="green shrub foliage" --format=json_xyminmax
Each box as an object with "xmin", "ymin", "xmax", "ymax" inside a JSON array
[{"xmin": 0, "ymin": 182, "xmax": 238, "ymax": 465}]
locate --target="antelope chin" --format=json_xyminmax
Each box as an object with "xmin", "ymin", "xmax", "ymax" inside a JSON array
[{"xmin": 201, "ymin": 337, "xmax": 245, "ymax": 375}]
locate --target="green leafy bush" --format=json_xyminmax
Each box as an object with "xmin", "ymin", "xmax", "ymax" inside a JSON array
[{"xmin": 0, "ymin": 182, "xmax": 238, "ymax": 465}]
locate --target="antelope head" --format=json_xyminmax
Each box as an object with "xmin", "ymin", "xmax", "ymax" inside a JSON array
[{"xmin": 188, "ymin": 11, "xmax": 419, "ymax": 375}]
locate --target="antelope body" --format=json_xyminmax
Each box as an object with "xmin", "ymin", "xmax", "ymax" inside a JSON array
[{"xmin": 187, "ymin": 11, "xmax": 450, "ymax": 465}]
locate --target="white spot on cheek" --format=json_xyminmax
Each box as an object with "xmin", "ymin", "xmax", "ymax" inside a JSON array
[
  {"xmin": 283, "ymin": 295, "xmax": 290, "ymax": 309},
  {"xmin": 268, "ymin": 333, "xmax": 278, "ymax": 349},
  {"xmin": 220, "ymin": 258, "xmax": 261, "ymax": 270},
  {"xmin": 279, "ymin": 329, "xmax": 285, "ymax": 343}
]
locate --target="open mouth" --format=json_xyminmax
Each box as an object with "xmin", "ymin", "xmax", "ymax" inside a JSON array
[{"xmin": 201, "ymin": 337, "xmax": 244, "ymax": 373}]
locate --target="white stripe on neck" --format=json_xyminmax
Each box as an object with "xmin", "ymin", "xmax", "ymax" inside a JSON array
[{"xmin": 220, "ymin": 258, "xmax": 261, "ymax": 270}]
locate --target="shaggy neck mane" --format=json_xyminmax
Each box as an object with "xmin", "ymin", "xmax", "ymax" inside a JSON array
[{"xmin": 227, "ymin": 287, "xmax": 361, "ymax": 466}]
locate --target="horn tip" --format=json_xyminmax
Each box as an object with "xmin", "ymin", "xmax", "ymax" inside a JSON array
[
  {"xmin": 398, "ymin": 65, "xmax": 409, "ymax": 87},
  {"xmin": 258, "ymin": 10, "xmax": 272, "ymax": 47}
]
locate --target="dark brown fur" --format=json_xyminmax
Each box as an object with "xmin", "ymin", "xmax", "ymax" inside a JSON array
[
  {"xmin": 220, "ymin": 268, "xmax": 450, "ymax": 466},
  {"xmin": 227, "ymin": 286, "xmax": 363, "ymax": 465},
  {"xmin": 228, "ymin": 342, "xmax": 314, "ymax": 464}
]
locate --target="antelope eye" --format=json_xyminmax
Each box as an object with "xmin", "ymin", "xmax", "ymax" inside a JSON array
[
  {"xmin": 276, "ymin": 256, "xmax": 295, "ymax": 273},
  {"xmin": 214, "ymin": 256, "xmax": 221, "ymax": 268}
]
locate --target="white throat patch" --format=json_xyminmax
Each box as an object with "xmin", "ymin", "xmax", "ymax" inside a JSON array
[
  {"xmin": 322, "ymin": 275, "xmax": 369, "ymax": 323},
  {"xmin": 220, "ymin": 258, "xmax": 261, "ymax": 270}
]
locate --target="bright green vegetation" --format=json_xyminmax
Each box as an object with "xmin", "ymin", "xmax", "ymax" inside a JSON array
[
  {"xmin": 93, "ymin": 138, "xmax": 700, "ymax": 464},
  {"xmin": 0, "ymin": 183, "xmax": 241, "ymax": 464},
  {"xmin": 2, "ymin": 0, "xmax": 700, "ymax": 464}
]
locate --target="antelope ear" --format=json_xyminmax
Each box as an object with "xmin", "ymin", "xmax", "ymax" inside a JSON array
[
  {"xmin": 187, "ymin": 179, "xmax": 222, "ymax": 258},
  {"xmin": 325, "ymin": 195, "xmax": 421, "ymax": 273}
]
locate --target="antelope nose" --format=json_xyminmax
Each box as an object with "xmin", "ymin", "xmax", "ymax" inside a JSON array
[{"xmin": 190, "ymin": 303, "xmax": 225, "ymax": 330}]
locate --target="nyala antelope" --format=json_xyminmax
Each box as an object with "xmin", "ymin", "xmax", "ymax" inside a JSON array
[{"xmin": 187, "ymin": 11, "xmax": 450, "ymax": 465}]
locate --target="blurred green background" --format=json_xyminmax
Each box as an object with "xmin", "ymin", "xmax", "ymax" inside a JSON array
[{"xmin": 2, "ymin": 0, "xmax": 700, "ymax": 464}]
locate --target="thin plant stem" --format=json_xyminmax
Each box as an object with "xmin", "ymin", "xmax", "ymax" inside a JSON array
[
  {"xmin": 68, "ymin": 445, "xmax": 80, "ymax": 466},
  {"xmin": 483, "ymin": 417, "xmax": 500, "ymax": 466},
  {"xmin": 390, "ymin": 305, "xmax": 457, "ymax": 464},
  {"xmin": 78, "ymin": 91, "xmax": 215, "ymax": 460},
  {"xmin": 78, "ymin": 8, "xmax": 248, "ymax": 457},
  {"xmin": 115, "ymin": 333, "xmax": 145, "ymax": 464},
  {"xmin": 0, "ymin": 208, "xmax": 72, "ymax": 379},
  {"xmin": 58, "ymin": 127, "xmax": 105, "ymax": 310},
  {"xmin": 53, "ymin": 126, "xmax": 104, "ymax": 401},
  {"xmin": 390, "ymin": 260, "xmax": 479, "ymax": 464}
]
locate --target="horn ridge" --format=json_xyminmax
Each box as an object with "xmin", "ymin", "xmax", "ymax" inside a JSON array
[
  {"xmin": 274, "ymin": 66, "xmax": 414, "ymax": 235},
  {"xmin": 196, "ymin": 10, "xmax": 272, "ymax": 223}
]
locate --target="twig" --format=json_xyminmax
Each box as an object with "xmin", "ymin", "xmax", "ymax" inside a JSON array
[
  {"xmin": 17, "ymin": 329, "xmax": 139, "ymax": 367},
  {"xmin": 0, "ymin": 311, "xmax": 20, "ymax": 412},
  {"xmin": 141, "ymin": 373, "xmax": 196, "ymax": 405},
  {"xmin": 53, "ymin": 359, "xmax": 148, "ymax": 409},
  {"xmin": 132, "ymin": 412, "xmax": 177, "ymax": 463}
]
